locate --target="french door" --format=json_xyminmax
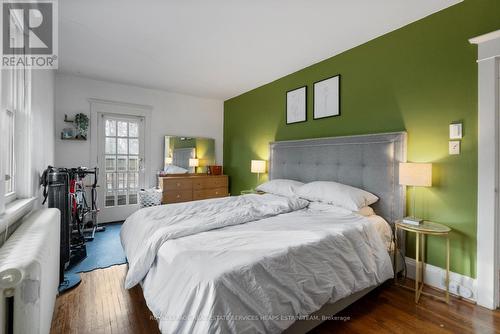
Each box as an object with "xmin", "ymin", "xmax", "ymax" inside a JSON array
[{"xmin": 98, "ymin": 113, "xmax": 145, "ymax": 222}]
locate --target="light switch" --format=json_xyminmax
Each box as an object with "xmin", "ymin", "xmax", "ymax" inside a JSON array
[
  {"xmin": 450, "ymin": 123, "xmax": 463, "ymax": 139},
  {"xmin": 449, "ymin": 141, "xmax": 460, "ymax": 155}
]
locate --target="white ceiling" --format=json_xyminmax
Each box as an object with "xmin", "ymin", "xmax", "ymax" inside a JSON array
[{"xmin": 59, "ymin": 0, "xmax": 461, "ymax": 100}]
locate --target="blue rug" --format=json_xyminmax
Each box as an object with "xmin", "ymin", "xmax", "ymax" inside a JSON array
[{"xmin": 59, "ymin": 223, "xmax": 127, "ymax": 293}]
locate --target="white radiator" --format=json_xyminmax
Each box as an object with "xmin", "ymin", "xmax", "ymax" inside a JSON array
[{"xmin": 0, "ymin": 209, "xmax": 60, "ymax": 334}]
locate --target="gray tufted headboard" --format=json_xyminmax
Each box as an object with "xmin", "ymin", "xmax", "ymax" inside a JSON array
[{"xmin": 269, "ymin": 132, "xmax": 407, "ymax": 223}]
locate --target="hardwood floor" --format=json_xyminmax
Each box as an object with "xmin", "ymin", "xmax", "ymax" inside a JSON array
[
  {"xmin": 51, "ymin": 265, "xmax": 500, "ymax": 334},
  {"xmin": 50, "ymin": 265, "xmax": 160, "ymax": 334}
]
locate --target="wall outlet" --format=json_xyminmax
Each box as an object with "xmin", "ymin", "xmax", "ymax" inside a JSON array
[
  {"xmin": 441, "ymin": 277, "xmax": 473, "ymax": 299},
  {"xmin": 449, "ymin": 141, "xmax": 460, "ymax": 155}
]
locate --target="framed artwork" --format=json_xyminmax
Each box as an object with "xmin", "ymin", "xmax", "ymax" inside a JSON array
[
  {"xmin": 286, "ymin": 86, "xmax": 307, "ymax": 124},
  {"xmin": 313, "ymin": 74, "xmax": 340, "ymax": 119}
]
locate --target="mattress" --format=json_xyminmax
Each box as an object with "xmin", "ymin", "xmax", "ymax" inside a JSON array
[{"xmin": 129, "ymin": 198, "xmax": 393, "ymax": 334}]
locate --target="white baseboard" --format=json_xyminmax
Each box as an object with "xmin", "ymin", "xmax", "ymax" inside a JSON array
[{"xmin": 404, "ymin": 257, "xmax": 477, "ymax": 302}]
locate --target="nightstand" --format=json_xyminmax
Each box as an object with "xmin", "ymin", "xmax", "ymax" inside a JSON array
[{"xmin": 394, "ymin": 220, "xmax": 451, "ymax": 304}]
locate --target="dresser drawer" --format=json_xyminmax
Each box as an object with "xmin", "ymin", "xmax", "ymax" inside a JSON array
[
  {"xmin": 162, "ymin": 178, "xmax": 193, "ymax": 191},
  {"xmin": 193, "ymin": 187, "xmax": 228, "ymax": 200},
  {"xmin": 193, "ymin": 176, "xmax": 228, "ymax": 190},
  {"xmin": 210, "ymin": 187, "xmax": 228, "ymax": 198},
  {"xmin": 163, "ymin": 190, "xmax": 193, "ymax": 203}
]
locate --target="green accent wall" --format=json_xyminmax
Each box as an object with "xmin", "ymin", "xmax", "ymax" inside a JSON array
[{"xmin": 223, "ymin": 0, "xmax": 500, "ymax": 278}]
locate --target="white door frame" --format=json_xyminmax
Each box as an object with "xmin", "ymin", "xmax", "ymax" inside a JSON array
[
  {"xmin": 470, "ymin": 30, "xmax": 500, "ymax": 309},
  {"xmin": 89, "ymin": 98, "xmax": 153, "ymax": 221}
]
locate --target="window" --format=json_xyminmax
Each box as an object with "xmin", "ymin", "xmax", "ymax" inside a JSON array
[
  {"xmin": 0, "ymin": 9, "xmax": 33, "ymax": 222},
  {"xmin": 4, "ymin": 109, "xmax": 15, "ymax": 197},
  {"xmin": 2, "ymin": 62, "xmax": 28, "ymax": 205}
]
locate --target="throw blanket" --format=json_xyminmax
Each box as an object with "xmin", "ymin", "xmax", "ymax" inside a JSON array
[{"xmin": 120, "ymin": 194, "xmax": 309, "ymax": 288}]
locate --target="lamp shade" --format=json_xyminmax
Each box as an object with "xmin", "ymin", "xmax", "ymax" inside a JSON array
[
  {"xmin": 399, "ymin": 162, "xmax": 432, "ymax": 187},
  {"xmin": 189, "ymin": 158, "xmax": 199, "ymax": 167},
  {"xmin": 251, "ymin": 160, "xmax": 266, "ymax": 173},
  {"xmin": 165, "ymin": 157, "xmax": 173, "ymax": 165}
]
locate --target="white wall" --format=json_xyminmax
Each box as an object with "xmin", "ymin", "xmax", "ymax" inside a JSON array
[
  {"xmin": 54, "ymin": 73, "xmax": 224, "ymax": 187},
  {"xmin": 31, "ymin": 70, "xmax": 56, "ymax": 207}
]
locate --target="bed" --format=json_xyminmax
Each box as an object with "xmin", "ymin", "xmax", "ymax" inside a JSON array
[{"xmin": 120, "ymin": 132, "xmax": 407, "ymax": 334}]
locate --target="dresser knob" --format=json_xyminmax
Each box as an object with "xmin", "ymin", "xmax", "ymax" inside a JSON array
[
  {"xmin": 176, "ymin": 194, "xmax": 180, "ymax": 198},
  {"xmin": 176, "ymin": 183, "xmax": 180, "ymax": 187},
  {"xmin": 215, "ymin": 192, "xmax": 219, "ymax": 195}
]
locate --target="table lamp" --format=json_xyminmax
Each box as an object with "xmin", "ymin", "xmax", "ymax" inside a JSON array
[
  {"xmin": 399, "ymin": 162, "xmax": 432, "ymax": 225},
  {"xmin": 251, "ymin": 160, "xmax": 266, "ymax": 185},
  {"xmin": 189, "ymin": 158, "xmax": 199, "ymax": 173}
]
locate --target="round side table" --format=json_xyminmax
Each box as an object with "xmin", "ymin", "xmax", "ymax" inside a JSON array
[{"xmin": 394, "ymin": 220, "xmax": 451, "ymax": 304}]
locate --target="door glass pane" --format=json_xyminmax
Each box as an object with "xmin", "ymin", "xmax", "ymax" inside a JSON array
[
  {"xmin": 129, "ymin": 192, "xmax": 138, "ymax": 205},
  {"xmin": 117, "ymin": 191, "xmax": 127, "ymax": 206},
  {"xmin": 105, "ymin": 138, "xmax": 116, "ymax": 154},
  {"xmin": 117, "ymin": 121, "xmax": 128, "ymax": 137},
  {"xmin": 129, "ymin": 122, "xmax": 138, "ymax": 137},
  {"xmin": 129, "ymin": 139, "xmax": 139, "ymax": 155},
  {"xmin": 128, "ymin": 172, "xmax": 138, "ymax": 189},
  {"xmin": 117, "ymin": 156, "xmax": 127, "ymax": 171},
  {"xmin": 129, "ymin": 157, "xmax": 138, "ymax": 171},
  {"xmin": 105, "ymin": 156, "xmax": 116, "ymax": 172},
  {"xmin": 106, "ymin": 173, "xmax": 115, "ymax": 191},
  {"xmin": 105, "ymin": 120, "xmax": 116, "ymax": 136},
  {"xmin": 105, "ymin": 191, "xmax": 115, "ymax": 207},
  {"xmin": 117, "ymin": 173, "xmax": 126, "ymax": 189},
  {"xmin": 117, "ymin": 138, "xmax": 128, "ymax": 154}
]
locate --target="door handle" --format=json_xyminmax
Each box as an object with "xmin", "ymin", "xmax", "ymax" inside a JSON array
[{"xmin": 139, "ymin": 157, "xmax": 145, "ymax": 172}]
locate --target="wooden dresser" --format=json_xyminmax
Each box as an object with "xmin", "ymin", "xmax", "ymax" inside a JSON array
[{"xmin": 159, "ymin": 175, "xmax": 229, "ymax": 204}]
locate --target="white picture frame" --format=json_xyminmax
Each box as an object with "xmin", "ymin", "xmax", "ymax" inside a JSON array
[
  {"xmin": 313, "ymin": 75, "xmax": 340, "ymax": 119},
  {"xmin": 286, "ymin": 86, "xmax": 307, "ymax": 124}
]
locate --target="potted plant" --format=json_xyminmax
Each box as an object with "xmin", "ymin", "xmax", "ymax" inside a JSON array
[{"xmin": 74, "ymin": 113, "xmax": 89, "ymax": 139}]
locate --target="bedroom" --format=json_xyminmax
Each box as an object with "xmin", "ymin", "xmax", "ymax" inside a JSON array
[{"xmin": 0, "ymin": 0, "xmax": 499, "ymax": 333}]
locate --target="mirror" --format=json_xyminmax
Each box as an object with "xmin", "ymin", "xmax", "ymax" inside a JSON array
[{"xmin": 164, "ymin": 136, "xmax": 215, "ymax": 174}]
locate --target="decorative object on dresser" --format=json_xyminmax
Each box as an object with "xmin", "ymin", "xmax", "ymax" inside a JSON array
[
  {"xmin": 159, "ymin": 175, "xmax": 228, "ymax": 204},
  {"xmin": 208, "ymin": 165, "xmax": 222, "ymax": 175},
  {"xmin": 398, "ymin": 162, "xmax": 432, "ymax": 225},
  {"xmin": 313, "ymin": 74, "xmax": 340, "ymax": 119}
]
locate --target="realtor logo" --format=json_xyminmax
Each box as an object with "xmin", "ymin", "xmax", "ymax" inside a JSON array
[{"xmin": 1, "ymin": 0, "xmax": 58, "ymax": 69}]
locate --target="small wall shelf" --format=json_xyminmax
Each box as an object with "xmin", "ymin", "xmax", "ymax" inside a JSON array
[
  {"xmin": 61, "ymin": 113, "xmax": 88, "ymax": 141},
  {"xmin": 60, "ymin": 134, "xmax": 86, "ymax": 141}
]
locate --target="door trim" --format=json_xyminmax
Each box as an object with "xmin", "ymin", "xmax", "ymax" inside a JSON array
[
  {"xmin": 470, "ymin": 30, "xmax": 500, "ymax": 309},
  {"xmin": 89, "ymin": 98, "xmax": 153, "ymax": 198}
]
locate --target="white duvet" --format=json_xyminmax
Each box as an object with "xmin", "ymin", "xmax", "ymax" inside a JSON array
[{"xmin": 120, "ymin": 194, "xmax": 393, "ymax": 334}]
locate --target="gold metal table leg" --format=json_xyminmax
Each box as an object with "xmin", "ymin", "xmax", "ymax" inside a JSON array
[
  {"xmin": 446, "ymin": 235, "xmax": 450, "ymax": 304},
  {"xmin": 415, "ymin": 232, "xmax": 420, "ymax": 303},
  {"xmin": 419, "ymin": 233, "xmax": 425, "ymax": 301}
]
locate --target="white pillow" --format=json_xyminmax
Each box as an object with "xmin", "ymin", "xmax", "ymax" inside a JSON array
[
  {"xmin": 296, "ymin": 181, "xmax": 378, "ymax": 211},
  {"xmin": 255, "ymin": 179, "xmax": 304, "ymax": 197},
  {"xmin": 164, "ymin": 165, "xmax": 189, "ymax": 174}
]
